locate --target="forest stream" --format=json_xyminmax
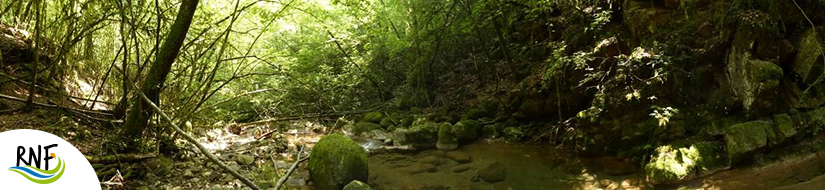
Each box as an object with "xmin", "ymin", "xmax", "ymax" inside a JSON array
[{"xmin": 142, "ymin": 119, "xmax": 825, "ymax": 190}]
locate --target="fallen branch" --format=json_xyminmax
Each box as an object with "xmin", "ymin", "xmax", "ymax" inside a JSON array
[
  {"xmin": 0, "ymin": 93, "xmax": 113, "ymax": 116},
  {"xmin": 199, "ymin": 88, "xmax": 280, "ymax": 111},
  {"xmin": 0, "ymin": 71, "xmax": 117, "ymax": 106},
  {"xmin": 127, "ymin": 80, "xmax": 262, "ymax": 190},
  {"xmin": 236, "ymin": 108, "xmax": 377, "ymax": 128},
  {"xmin": 85, "ymin": 153, "xmax": 157, "ymax": 164},
  {"xmin": 256, "ymin": 129, "xmax": 278, "ymax": 140},
  {"xmin": 274, "ymin": 147, "xmax": 309, "ymax": 190}
]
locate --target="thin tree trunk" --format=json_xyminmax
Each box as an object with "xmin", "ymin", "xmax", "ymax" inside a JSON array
[
  {"xmin": 89, "ymin": 46, "xmax": 123, "ymax": 110},
  {"xmin": 121, "ymin": 0, "xmax": 200, "ymax": 145},
  {"xmin": 24, "ymin": 0, "xmax": 40, "ymax": 109},
  {"xmin": 115, "ymin": 0, "xmax": 130, "ymax": 119}
]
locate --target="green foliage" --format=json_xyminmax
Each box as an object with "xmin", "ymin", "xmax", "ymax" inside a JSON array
[
  {"xmin": 587, "ymin": 10, "xmax": 612, "ymax": 32},
  {"xmin": 548, "ymin": 40, "xmax": 678, "ymax": 122},
  {"xmin": 650, "ymin": 106, "xmax": 679, "ymax": 128}
]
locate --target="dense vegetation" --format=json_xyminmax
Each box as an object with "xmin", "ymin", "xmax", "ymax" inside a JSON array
[{"xmin": 1, "ymin": 0, "xmax": 825, "ymax": 189}]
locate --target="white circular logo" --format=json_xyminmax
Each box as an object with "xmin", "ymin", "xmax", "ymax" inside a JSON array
[{"xmin": 0, "ymin": 129, "xmax": 100, "ymax": 189}]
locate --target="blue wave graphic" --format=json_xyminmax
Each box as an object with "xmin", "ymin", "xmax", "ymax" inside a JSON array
[{"xmin": 8, "ymin": 166, "xmax": 55, "ymax": 178}]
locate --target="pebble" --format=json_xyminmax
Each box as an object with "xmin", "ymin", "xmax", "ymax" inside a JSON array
[
  {"xmin": 446, "ymin": 151, "xmax": 472, "ymax": 163},
  {"xmin": 477, "ymin": 162, "xmax": 507, "ymax": 182},
  {"xmin": 453, "ymin": 165, "xmax": 470, "ymax": 173},
  {"xmin": 404, "ymin": 164, "xmax": 437, "ymax": 174},
  {"xmin": 420, "ymin": 156, "xmax": 444, "ymax": 166}
]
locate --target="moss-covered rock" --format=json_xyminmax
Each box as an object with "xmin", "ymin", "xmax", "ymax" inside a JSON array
[
  {"xmin": 308, "ymin": 134, "xmax": 369, "ymax": 190},
  {"xmin": 343, "ymin": 180, "xmax": 372, "ymax": 190},
  {"xmin": 362, "ymin": 112, "xmax": 383, "ymax": 123},
  {"xmin": 692, "ymin": 141, "xmax": 729, "ymax": 175},
  {"xmin": 452, "ymin": 119, "xmax": 482, "ymax": 144},
  {"xmin": 771, "ymin": 114, "xmax": 796, "ymax": 145},
  {"xmin": 725, "ymin": 120, "xmax": 771, "ymax": 163},
  {"xmin": 807, "ymin": 107, "xmax": 825, "ymax": 132},
  {"xmin": 791, "ymin": 27, "xmax": 823, "ymax": 86},
  {"xmin": 464, "ymin": 108, "xmax": 490, "ymax": 120},
  {"xmin": 354, "ymin": 122, "xmax": 383, "ymax": 135},
  {"xmin": 503, "ymin": 127, "xmax": 524, "ymax": 142},
  {"xmin": 645, "ymin": 145, "xmax": 696, "ymax": 184},
  {"xmin": 379, "ymin": 117, "xmax": 395, "ymax": 127},
  {"xmin": 726, "ymin": 15, "xmax": 783, "ymax": 115},
  {"xmin": 393, "ymin": 122, "xmax": 438, "ymax": 149},
  {"xmin": 645, "ymin": 142, "xmax": 729, "ymax": 184},
  {"xmin": 482, "ymin": 123, "xmax": 501, "ymax": 138},
  {"xmin": 236, "ymin": 154, "xmax": 255, "ymax": 165},
  {"xmin": 436, "ymin": 122, "xmax": 458, "ymax": 151}
]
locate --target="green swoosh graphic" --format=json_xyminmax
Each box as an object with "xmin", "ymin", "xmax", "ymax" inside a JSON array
[
  {"xmin": 23, "ymin": 156, "xmax": 62, "ymax": 174},
  {"xmin": 8, "ymin": 158, "xmax": 66, "ymax": 184}
]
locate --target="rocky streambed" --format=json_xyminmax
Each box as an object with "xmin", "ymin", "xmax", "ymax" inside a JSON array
[{"xmin": 366, "ymin": 140, "xmax": 649, "ymax": 190}]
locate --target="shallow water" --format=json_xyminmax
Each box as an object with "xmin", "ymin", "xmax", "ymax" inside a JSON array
[{"xmin": 367, "ymin": 139, "xmax": 648, "ymax": 190}]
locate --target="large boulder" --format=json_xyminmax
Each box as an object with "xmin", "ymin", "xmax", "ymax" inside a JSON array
[
  {"xmin": 644, "ymin": 142, "xmax": 728, "ymax": 184},
  {"xmin": 726, "ymin": 16, "xmax": 783, "ymax": 115},
  {"xmin": 725, "ymin": 120, "xmax": 771, "ymax": 163},
  {"xmin": 393, "ymin": 122, "xmax": 438, "ymax": 149},
  {"xmin": 645, "ymin": 145, "xmax": 697, "ymax": 184},
  {"xmin": 793, "ymin": 27, "xmax": 825, "ymax": 108},
  {"xmin": 308, "ymin": 134, "xmax": 369, "ymax": 190},
  {"xmin": 452, "ymin": 119, "xmax": 482, "ymax": 144},
  {"xmin": 791, "ymin": 27, "xmax": 824, "ymax": 85},
  {"xmin": 436, "ymin": 123, "xmax": 458, "ymax": 151}
]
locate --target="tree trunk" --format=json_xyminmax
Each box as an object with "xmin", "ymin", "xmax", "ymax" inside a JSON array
[
  {"xmin": 24, "ymin": 0, "xmax": 40, "ymax": 109},
  {"xmin": 115, "ymin": 0, "xmax": 130, "ymax": 119},
  {"xmin": 121, "ymin": 0, "xmax": 199, "ymax": 145},
  {"xmin": 84, "ymin": 31, "xmax": 94, "ymax": 60}
]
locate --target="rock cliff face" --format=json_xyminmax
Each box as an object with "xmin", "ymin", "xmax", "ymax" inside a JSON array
[{"xmin": 497, "ymin": 0, "xmax": 825, "ymax": 184}]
